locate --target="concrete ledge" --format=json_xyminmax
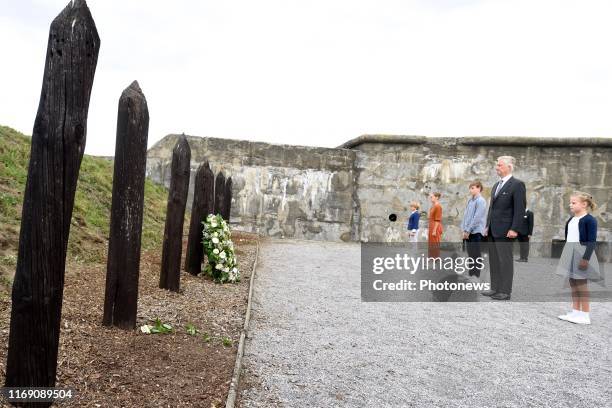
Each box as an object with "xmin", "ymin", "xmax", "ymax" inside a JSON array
[
  {"xmin": 339, "ymin": 134, "xmax": 428, "ymax": 149},
  {"xmin": 225, "ymin": 238, "xmax": 260, "ymax": 408},
  {"xmin": 339, "ymin": 134, "xmax": 612, "ymax": 149},
  {"xmin": 460, "ymin": 136, "xmax": 612, "ymax": 147},
  {"xmin": 149, "ymin": 133, "xmax": 354, "ymax": 158}
]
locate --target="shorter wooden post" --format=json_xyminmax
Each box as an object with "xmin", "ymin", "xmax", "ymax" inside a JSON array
[
  {"xmin": 103, "ymin": 81, "xmax": 149, "ymax": 329},
  {"xmin": 213, "ymin": 171, "xmax": 225, "ymax": 216},
  {"xmin": 185, "ymin": 161, "xmax": 210, "ymax": 275},
  {"xmin": 160, "ymin": 135, "xmax": 191, "ymax": 292},
  {"xmin": 222, "ymin": 176, "xmax": 232, "ymax": 221}
]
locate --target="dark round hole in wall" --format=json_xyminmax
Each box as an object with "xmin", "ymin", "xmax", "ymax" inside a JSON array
[{"xmin": 389, "ymin": 213, "xmax": 397, "ymax": 222}]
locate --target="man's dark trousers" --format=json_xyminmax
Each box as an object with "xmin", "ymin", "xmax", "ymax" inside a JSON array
[
  {"xmin": 488, "ymin": 236, "xmax": 515, "ymax": 294},
  {"xmin": 466, "ymin": 233, "xmax": 483, "ymax": 277}
]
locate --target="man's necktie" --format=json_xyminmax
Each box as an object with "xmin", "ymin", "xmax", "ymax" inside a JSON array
[{"xmin": 495, "ymin": 180, "xmax": 504, "ymax": 197}]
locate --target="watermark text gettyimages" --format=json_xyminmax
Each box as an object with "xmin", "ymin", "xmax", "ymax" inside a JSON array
[{"xmin": 361, "ymin": 242, "xmax": 610, "ymax": 302}]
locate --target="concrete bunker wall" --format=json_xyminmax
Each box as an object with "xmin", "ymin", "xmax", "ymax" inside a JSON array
[{"xmin": 147, "ymin": 134, "xmax": 357, "ymax": 241}]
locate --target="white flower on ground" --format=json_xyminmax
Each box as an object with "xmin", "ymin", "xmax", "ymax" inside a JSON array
[
  {"xmin": 213, "ymin": 232, "xmax": 218, "ymax": 237},
  {"xmin": 212, "ymin": 237, "xmax": 219, "ymax": 244},
  {"xmin": 215, "ymin": 263, "xmax": 223, "ymax": 270},
  {"xmin": 140, "ymin": 324, "xmax": 152, "ymax": 334},
  {"xmin": 219, "ymin": 251, "xmax": 226, "ymax": 259},
  {"xmin": 213, "ymin": 248, "xmax": 219, "ymax": 255}
]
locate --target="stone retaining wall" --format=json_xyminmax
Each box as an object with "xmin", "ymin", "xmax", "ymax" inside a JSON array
[{"xmin": 350, "ymin": 136, "xmax": 611, "ymax": 246}]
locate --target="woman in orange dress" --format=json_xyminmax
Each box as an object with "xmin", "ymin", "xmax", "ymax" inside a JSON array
[{"xmin": 428, "ymin": 192, "xmax": 443, "ymax": 258}]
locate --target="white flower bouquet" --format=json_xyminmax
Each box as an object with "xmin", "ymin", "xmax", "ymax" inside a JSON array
[{"xmin": 202, "ymin": 214, "xmax": 240, "ymax": 283}]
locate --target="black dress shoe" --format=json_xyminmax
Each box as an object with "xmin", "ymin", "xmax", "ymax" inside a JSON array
[
  {"xmin": 491, "ymin": 293, "xmax": 511, "ymax": 300},
  {"xmin": 481, "ymin": 289, "xmax": 497, "ymax": 296}
]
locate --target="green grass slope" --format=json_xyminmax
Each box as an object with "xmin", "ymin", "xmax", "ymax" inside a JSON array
[{"xmin": 0, "ymin": 125, "xmax": 169, "ymax": 293}]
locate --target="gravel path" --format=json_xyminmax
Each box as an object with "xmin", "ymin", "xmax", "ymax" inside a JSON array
[{"xmin": 238, "ymin": 239, "xmax": 612, "ymax": 408}]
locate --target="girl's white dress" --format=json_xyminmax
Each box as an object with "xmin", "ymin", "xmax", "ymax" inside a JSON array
[{"xmin": 555, "ymin": 214, "xmax": 600, "ymax": 280}]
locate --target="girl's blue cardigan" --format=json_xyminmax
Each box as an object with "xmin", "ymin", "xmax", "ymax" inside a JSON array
[{"xmin": 564, "ymin": 213, "xmax": 597, "ymax": 260}]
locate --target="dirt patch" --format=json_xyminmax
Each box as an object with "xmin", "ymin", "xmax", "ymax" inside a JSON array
[{"xmin": 0, "ymin": 231, "xmax": 259, "ymax": 407}]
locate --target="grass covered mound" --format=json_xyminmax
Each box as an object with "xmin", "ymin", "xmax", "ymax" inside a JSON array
[{"xmin": 0, "ymin": 125, "xmax": 169, "ymax": 294}]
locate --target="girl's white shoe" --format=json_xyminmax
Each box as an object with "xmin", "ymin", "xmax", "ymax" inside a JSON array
[
  {"xmin": 565, "ymin": 311, "xmax": 591, "ymax": 325},
  {"xmin": 557, "ymin": 310, "xmax": 579, "ymax": 322}
]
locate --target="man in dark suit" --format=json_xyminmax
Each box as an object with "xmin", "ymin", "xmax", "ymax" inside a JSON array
[
  {"xmin": 482, "ymin": 156, "xmax": 526, "ymax": 300},
  {"xmin": 516, "ymin": 208, "xmax": 533, "ymax": 262}
]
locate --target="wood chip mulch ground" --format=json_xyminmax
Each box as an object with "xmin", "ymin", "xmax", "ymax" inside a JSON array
[{"xmin": 0, "ymin": 231, "xmax": 259, "ymax": 407}]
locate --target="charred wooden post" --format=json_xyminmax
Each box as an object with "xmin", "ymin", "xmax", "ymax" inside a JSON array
[
  {"xmin": 159, "ymin": 135, "xmax": 191, "ymax": 292},
  {"xmin": 203, "ymin": 163, "xmax": 215, "ymax": 219},
  {"xmin": 221, "ymin": 176, "xmax": 232, "ymax": 221},
  {"xmin": 213, "ymin": 171, "xmax": 226, "ymax": 216},
  {"xmin": 103, "ymin": 81, "xmax": 149, "ymax": 329},
  {"xmin": 199, "ymin": 164, "xmax": 215, "ymax": 273},
  {"xmin": 185, "ymin": 161, "xmax": 211, "ymax": 275},
  {"xmin": 5, "ymin": 0, "xmax": 100, "ymax": 396}
]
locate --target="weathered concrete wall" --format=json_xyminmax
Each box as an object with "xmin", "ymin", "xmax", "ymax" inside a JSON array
[
  {"xmin": 147, "ymin": 134, "xmax": 356, "ymax": 241},
  {"xmin": 147, "ymin": 134, "xmax": 612, "ymax": 254},
  {"xmin": 348, "ymin": 136, "xmax": 612, "ymax": 249}
]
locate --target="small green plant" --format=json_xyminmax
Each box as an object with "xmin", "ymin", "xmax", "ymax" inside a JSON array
[
  {"xmin": 201, "ymin": 332, "xmax": 211, "ymax": 342},
  {"xmin": 185, "ymin": 323, "xmax": 197, "ymax": 336},
  {"xmin": 140, "ymin": 318, "xmax": 173, "ymax": 334},
  {"xmin": 151, "ymin": 318, "xmax": 173, "ymax": 334},
  {"xmin": 222, "ymin": 336, "xmax": 233, "ymax": 347}
]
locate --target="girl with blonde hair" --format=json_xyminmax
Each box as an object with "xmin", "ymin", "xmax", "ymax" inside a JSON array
[{"xmin": 557, "ymin": 192, "xmax": 599, "ymax": 325}]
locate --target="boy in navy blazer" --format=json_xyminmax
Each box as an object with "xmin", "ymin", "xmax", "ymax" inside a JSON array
[{"xmin": 407, "ymin": 202, "xmax": 420, "ymax": 242}]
